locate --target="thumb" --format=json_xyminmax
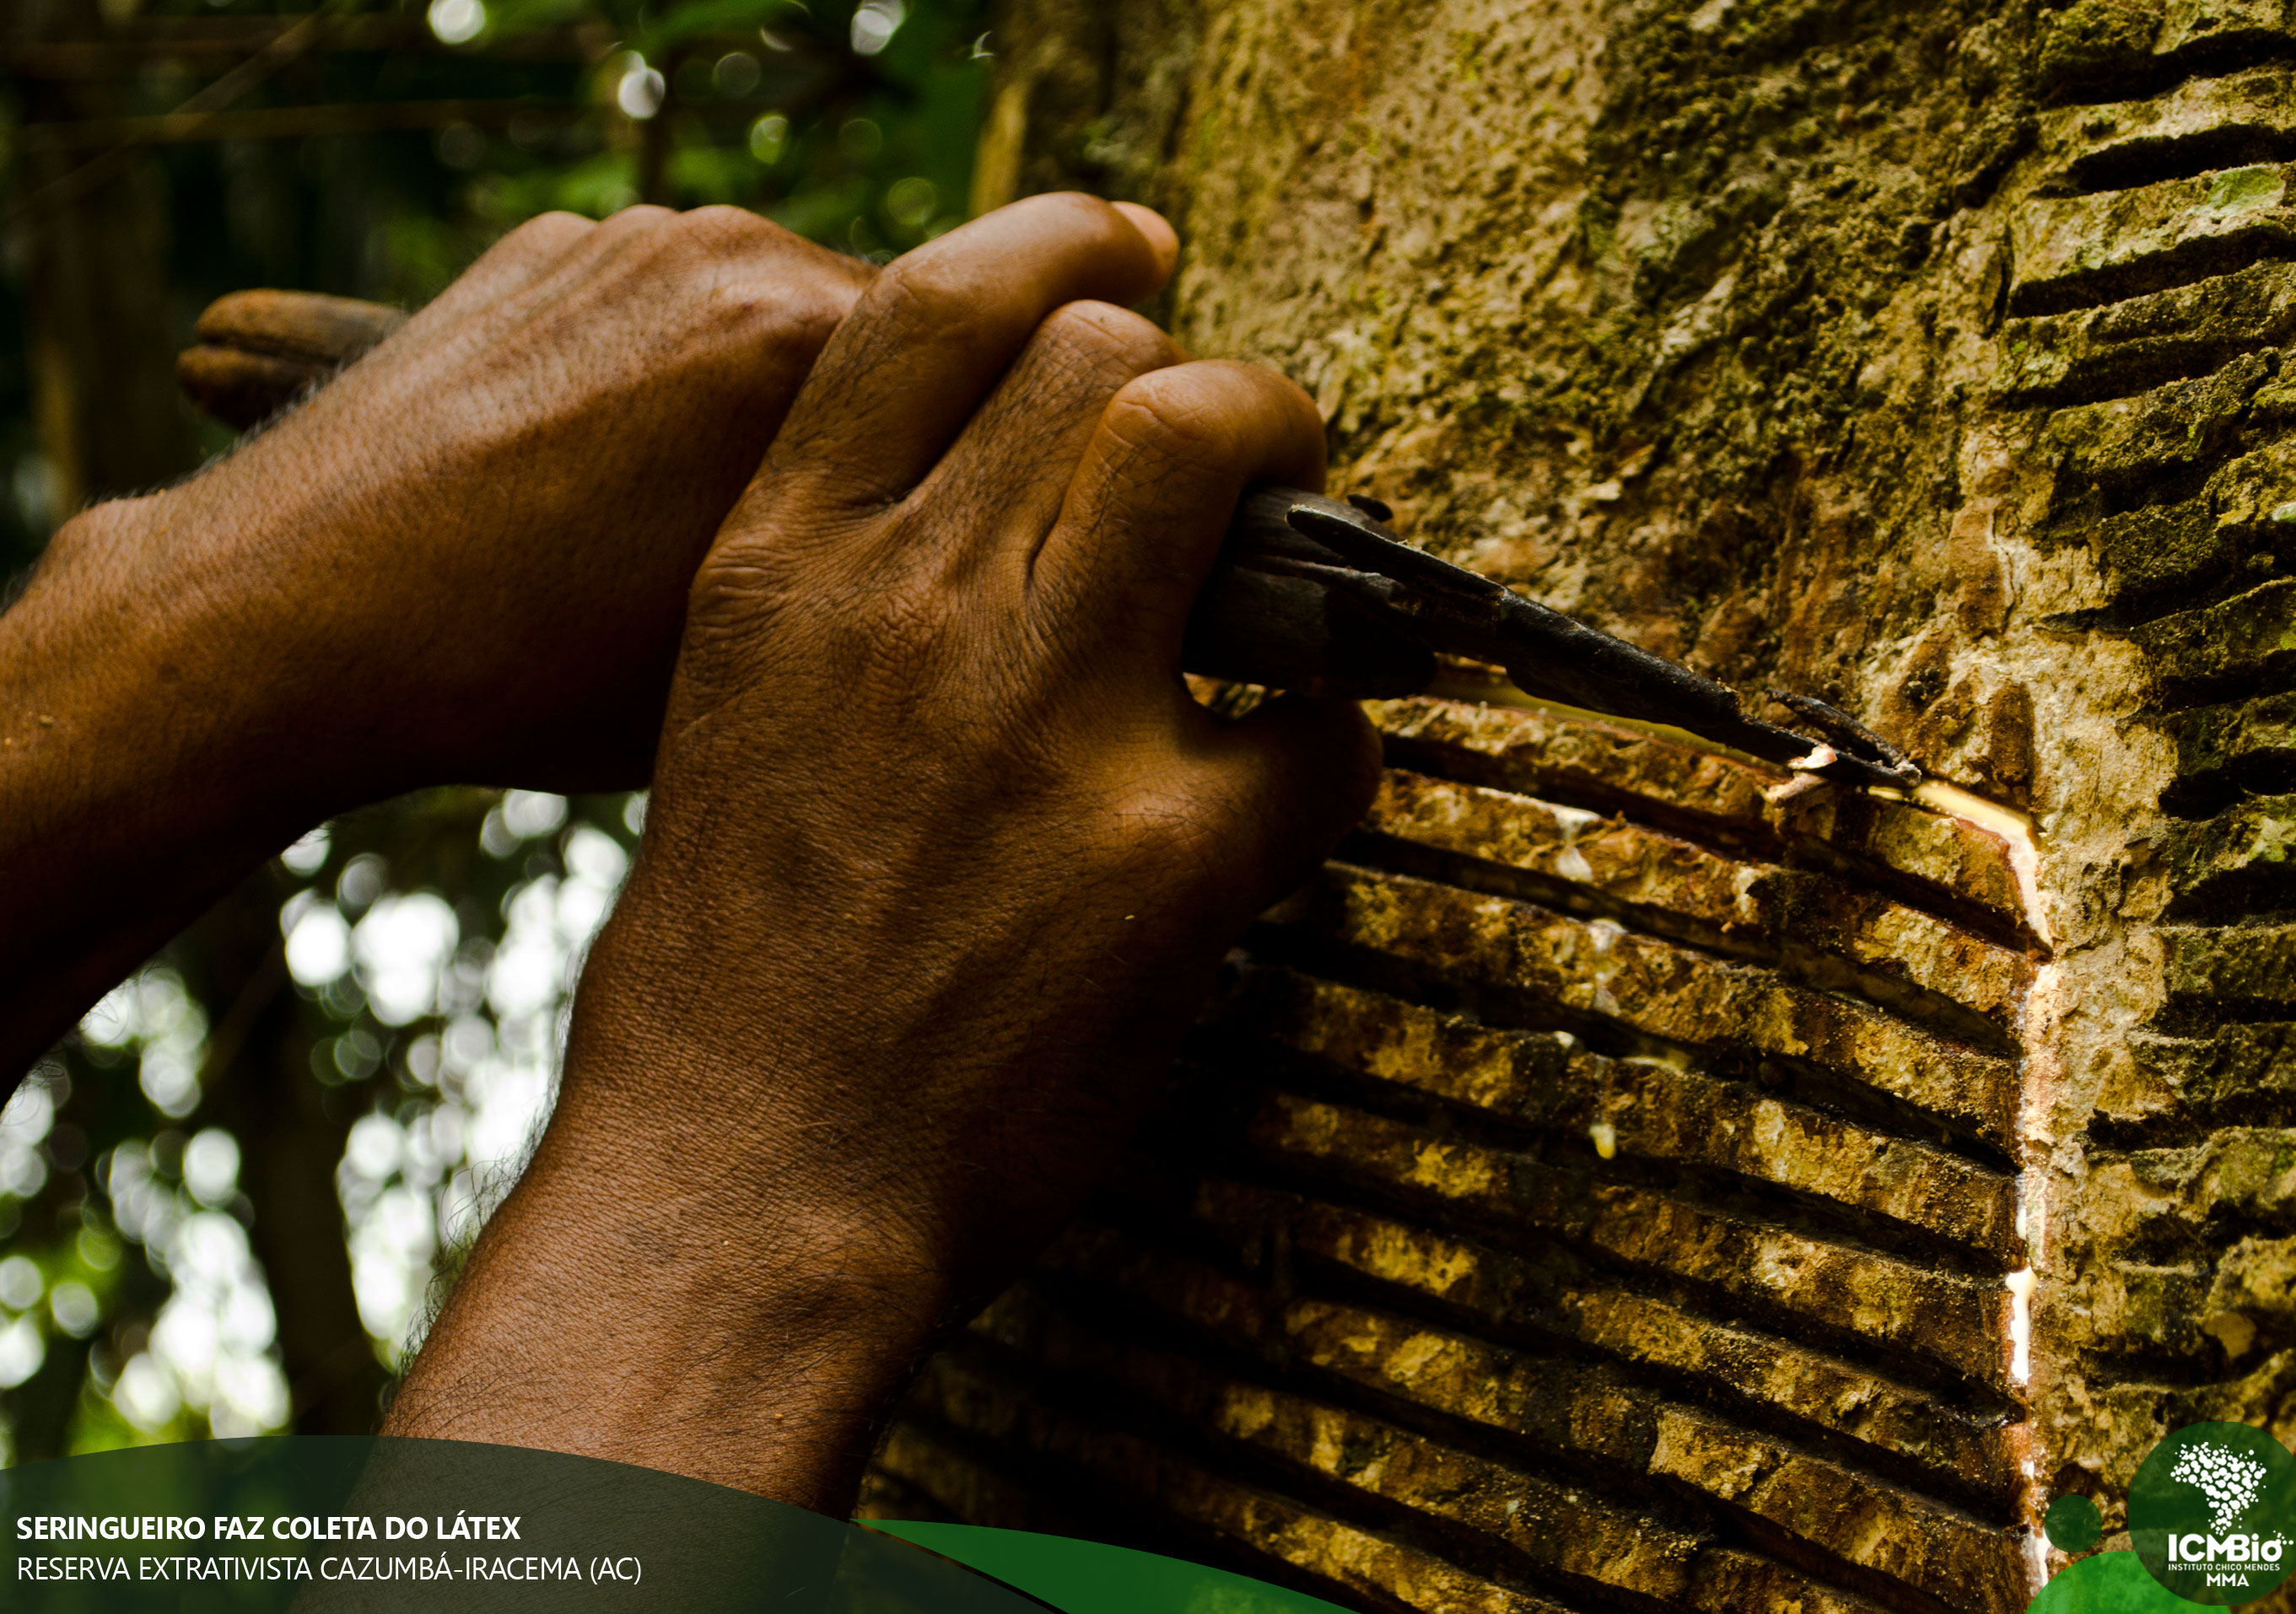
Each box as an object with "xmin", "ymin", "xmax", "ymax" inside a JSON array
[{"xmin": 1189, "ymin": 695, "xmax": 1382, "ymax": 917}]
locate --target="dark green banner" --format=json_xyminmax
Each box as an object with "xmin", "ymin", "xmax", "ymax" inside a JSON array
[
  {"xmin": 3, "ymin": 1436, "xmax": 1035, "ymax": 1611},
  {"xmin": 0, "ymin": 1436, "xmax": 1357, "ymax": 1613}
]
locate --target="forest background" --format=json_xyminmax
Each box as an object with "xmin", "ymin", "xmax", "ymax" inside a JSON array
[{"xmin": 0, "ymin": 0, "xmax": 990, "ymax": 1464}]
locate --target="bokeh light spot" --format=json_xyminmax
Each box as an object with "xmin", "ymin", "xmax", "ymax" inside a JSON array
[
  {"xmin": 426, "ymin": 0, "xmax": 486, "ymax": 46},
  {"xmin": 0, "ymin": 1317, "xmax": 44, "ymax": 1390},
  {"xmin": 887, "ymin": 176, "xmax": 938, "ymax": 229},
  {"xmin": 749, "ymin": 114, "xmax": 790, "ymax": 164},
  {"xmin": 0, "ymin": 1255, "xmax": 42, "ymax": 1311},
  {"xmin": 285, "ymin": 902, "xmax": 352, "ymax": 987},
  {"xmin": 49, "ymin": 1280, "xmax": 98, "ymax": 1338},
  {"xmin": 182, "ymin": 1129, "xmax": 240, "ymax": 1208},
  {"xmin": 850, "ymin": 0, "xmax": 906, "ymax": 55},
  {"xmin": 279, "ymin": 825, "xmax": 331, "ymax": 876},
  {"xmin": 616, "ymin": 55, "xmax": 666, "ymax": 120},
  {"xmin": 714, "ymin": 51, "xmax": 762, "ymax": 98}
]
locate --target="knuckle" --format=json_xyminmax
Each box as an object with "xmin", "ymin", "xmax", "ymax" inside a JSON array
[
  {"xmin": 1208, "ymin": 358, "xmax": 1320, "ymax": 425},
  {"xmin": 508, "ymin": 208, "xmax": 589, "ymax": 244},
  {"xmin": 682, "ymin": 534, "xmax": 809, "ymax": 656},
  {"xmin": 30, "ymin": 505, "xmax": 99, "ymax": 573},
  {"xmin": 676, "ymin": 203, "xmax": 779, "ymax": 257},
  {"xmin": 785, "ymin": 250, "xmax": 873, "ymax": 325},
  {"xmin": 482, "ymin": 209, "xmax": 589, "ymax": 265},
  {"xmin": 626, "ymin": 215, "xmax": 854, "ymax": 351},
  {"xmin": 698, "ymin": 274, "xmax": 838, "ymax": 357},
  {"xmin": 1036, "ymin": 299, "xmax": 1177, "ymax": 376},
  {"xmin": 860, "ymin": 581, "xmax": 955, "ymax": 677},
  {"xmin": 591, "ymin": 203, "xmax": 675, "ymax": 245},
  {"xmin": 1117, "ymin": 783, "xmax": 1228, "ymax": 869},
  {"xmin": 844, "ymin": 263, "xmax": 997, "ymax": 375},
  {"xmin": 664, "ymin": 207, "xmax": 868, "ymax": 307},
  {"xmin": 870, "ymin": 250, "xmax": 974, "ymax": 325}
]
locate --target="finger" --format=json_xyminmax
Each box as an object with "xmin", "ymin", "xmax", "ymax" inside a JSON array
[
  {"xmin": 1108, "ymin": 202, "xmax": 1179, "ymax": 275},
  {"xmin": 1188, "ymin": 694, "xmax": 1383, "ymax": 921},
  {"xmin": 763, "ymin": 193, "xmax": 1179, "ymax": 509},
  {"xmin": 914, "ymin": 300, "xmax": 1180, "ymax": 570},
  {"xmin": 1032, "ymin": 360, "xmax": 1326, "ymax": 665}
]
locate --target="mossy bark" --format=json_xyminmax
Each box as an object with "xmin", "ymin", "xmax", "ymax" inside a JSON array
[{"xmin": 866, "ymin": 4, "xmax": 2296, "ymax": 1610}]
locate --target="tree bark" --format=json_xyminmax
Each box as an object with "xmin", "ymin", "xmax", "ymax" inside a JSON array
[{"xmin": 861, "ymin": 3, "xmax": 2296, "ymax": 1611}]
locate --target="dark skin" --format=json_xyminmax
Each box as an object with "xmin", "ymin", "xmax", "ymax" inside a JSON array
[
  {"xmin": 0, "ymin": 202, "xmax": 869, "ymax": 1075},
  {"xmin": 1, "ymin": 193, "xmax": 1379, "ymax": 1510}
]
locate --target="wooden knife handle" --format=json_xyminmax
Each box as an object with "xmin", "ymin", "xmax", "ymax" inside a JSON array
[{"xmin": 178, "ymin": 290, "xmax": 408, "ymax": 430}]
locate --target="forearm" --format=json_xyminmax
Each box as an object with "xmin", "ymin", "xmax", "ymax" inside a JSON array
[
  {"xmin": 380, "ymin": 963, "xmax": 955, "ymax": 1509},
  {"xmin": 384, "ymin": 1182, "xmax": 943, "ymax": 1509},
  {"xmin": 0, "ymin": 492, "xmax": 344, "ymax": 1078}
]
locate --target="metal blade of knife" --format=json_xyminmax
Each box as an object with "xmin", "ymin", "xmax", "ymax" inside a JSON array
[{"xmin": 1182, "ymin": 485, "xmax": 1920, "ymax": 794}]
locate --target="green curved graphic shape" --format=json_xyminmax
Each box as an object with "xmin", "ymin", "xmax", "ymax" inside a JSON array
[
  {"xmin": 2029, "ymin": 1551, "xmax": 2207, "ymax": 1612},
  {"xmin": 868, "ymin": 1522, "xmax": 1353, "ymax": 1614}
]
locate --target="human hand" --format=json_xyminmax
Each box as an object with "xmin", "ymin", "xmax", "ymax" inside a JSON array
[
  {"xmin": 386, "ymin": 193, "xmax": 1382, "ymax": 1504},
  {"xmin": 146, "ymin": 206, "xmax": 874, "ymax": 794},
  {"xmin": 0, "ymin": 206, "xmax": 864, "ymax": 1079}
]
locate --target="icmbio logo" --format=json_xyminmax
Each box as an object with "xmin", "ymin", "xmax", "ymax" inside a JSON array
[{"xmin": 2132, "ymin": 1422, "xmax": 2296, "ymax": 1605}]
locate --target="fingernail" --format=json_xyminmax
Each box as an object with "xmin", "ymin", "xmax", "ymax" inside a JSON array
[{"xmin": 1113, "ymin": 202, "xmax": 1179, "ymax": 278}]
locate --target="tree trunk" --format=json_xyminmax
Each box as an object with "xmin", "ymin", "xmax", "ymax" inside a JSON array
[
  {"xmin": 862, "ymin": 3, "xmax": 2296, "ymax": 1610},
  {"xmin": 11, "ymin": 0, "xmax": 195, "ymax": 519}
]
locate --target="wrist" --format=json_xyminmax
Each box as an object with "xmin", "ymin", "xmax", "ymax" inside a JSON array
[
  {"xmin": 388, "ymin": 877, "xmax": 958, "ymax": 1503},
  {"xmin": 7, "ymin": 491, "xmax": 337, "ymax": 818},
  {"xmin": 0, "ymin": 492, "xmax": 348, "ymax": 1068},
  {"xmin": 388, "ymin": 1099, "xmax": 952, "ymax": 1507}
]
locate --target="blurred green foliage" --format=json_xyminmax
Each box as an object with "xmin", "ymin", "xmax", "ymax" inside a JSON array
[
  {"xmin": 0, "ymin": 0, "xmax": 989, "ymax": 1463},
  {"xmin": 0, "ymin": 0, "xmax": 989, "ymax": 578},
  {"xmin": 374, "ymin": 0, "xmax": 991, "ymax": 295}
]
